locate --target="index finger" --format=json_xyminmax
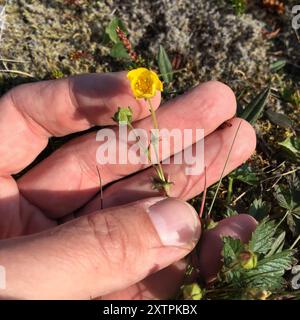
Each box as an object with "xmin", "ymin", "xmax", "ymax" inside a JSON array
[{"xmin": 0, "ymin": 72, "xmax": 161, "ymax": 175}]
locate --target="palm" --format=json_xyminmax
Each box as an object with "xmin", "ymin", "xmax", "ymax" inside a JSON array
[{"xmin": 0, "ymin": 72, "xmax": 256, "ymax": 299}]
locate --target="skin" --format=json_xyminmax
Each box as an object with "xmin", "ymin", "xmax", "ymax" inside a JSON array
[{"xmin": 0, "ymin": 72, "xmax": 257, "ymax": 299}]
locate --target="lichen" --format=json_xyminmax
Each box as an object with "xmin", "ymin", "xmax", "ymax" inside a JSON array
[{"xmin": 0, "ymin": 0, "xmax": 271, "ymax": 89}]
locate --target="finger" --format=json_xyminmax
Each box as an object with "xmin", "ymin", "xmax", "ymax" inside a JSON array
[
  {"xmin": 82, "ymin": 118, "xmax": 255, "ymax": 300},
  {"xmin": 0, "ymin": 198, "xmax": 200, "ymax": 299},
  {"xmin": 72, "ymin": 118, "xmax": 255, "ymax": 300},
  {"xmin": 102, "ymin": 214, "xmax": 257, "ymax": 300},
  {"xmin": 102, "ymin": 261, "xmax": 187, "ymax": 300},
  {"xmin": 19, "ymin": 81, "xmax": 237, "ymax": 217},
  {"xmin": 78, "ymin": 118, "xmax": 256, "ymax": 214},
  {"xmin": 0, "ymin": 72, "xmax": 160, "ymax": 175},
  {"xmin": 0, "ymin": 176, "xmax": 56, "ymax": 239}
]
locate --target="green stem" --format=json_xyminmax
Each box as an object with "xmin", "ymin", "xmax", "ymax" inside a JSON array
[
  {"xmin": 275, "ymin": 210, "xmax": 290, "ymax": 230},
  {"xmin": 290, "ymin": 234, "xmax": 300, "ymax": 250},
  {"xmin": 227, "ymin": 177, "xmax": 234, "ymax": 204},
  {"xmin": 148, "ymin": 98, "xmax": 159, "ymax": 130},
  {"xmin": 128, "ymin": 122, "xmax": 157, "ymax": 170},
  {"xmin": 147, "ymin": 98, "xmax": 169, "ymax": 196}
]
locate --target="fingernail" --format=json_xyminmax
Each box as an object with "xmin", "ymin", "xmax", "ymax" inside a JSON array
[{"xmin": 148, "ymin": 198, "xmax": 200, "ymax": 246}]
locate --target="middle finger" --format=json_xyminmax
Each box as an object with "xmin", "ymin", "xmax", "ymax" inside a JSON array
[{"xmin": 18, "ymin": 81, "xmax": 236, "ymax": 218}]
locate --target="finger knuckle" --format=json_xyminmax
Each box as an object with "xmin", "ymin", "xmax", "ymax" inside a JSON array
[{"xmin": 85, "ymin": 212, "xmax": 130, "ymax": 268}]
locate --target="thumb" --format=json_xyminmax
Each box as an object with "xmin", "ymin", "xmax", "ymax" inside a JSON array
[{"xmin": 0, "ymin": 197, "xmax": 200, "ymax": 299}]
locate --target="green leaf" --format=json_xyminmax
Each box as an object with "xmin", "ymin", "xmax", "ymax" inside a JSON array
[
  {"xmin": 278, "ymin": 135, "xmax": 300, "ymax": 161},
  {"xmin": 157, "ymin": 45, "xmax": 173, "ymax": 84},
  {"xmin": 105, "ymin": 17, "xmax": 128, "ymax": 43},
  {"xmin": 222, "ymin": 236, "xmax": 244, "ymax": 267},
  {"xmin": 101, "ymin": 32, "xmax": 111, "ymax": 46},
  {"xmin": 249, "ymin": 198, "xmax": 271, "ymax": 221},
  {"xmin": 270, "ymin": 59, "xmax": 287, "ymax": 72},
  {"xmin": 274, "ymin": 185, "xmax": 300, "ymax": 212},
  {"xmin": 266, "ymin": 109, "xmax": 293, "ymax": 129},
  {"xmin": 224, "ymin": 206, "xmax": 239, "ymax": 218},
  {"xmin": 244, "ymin": 274, "xmax": 284, "ymax": 290},
  {"xmin": 287, "ymin": 213, "xmax": 300, "ymax": 236},
  {"xmin": 230, "ymin": 0, "xmax": 247, "ymax": 15},
  {"xmin": 230, "ymin": 164, "xmax": 258, "ymax": 186},
  {"xmin": 274, "ymin": 185, "xmax": 291, "ymax": 210},
  {"xmin": 219, "ymin": 237, "xmax": 244, "ymax": 284},
  {"xmin": 266, "ymin": 231, "xmax": 286, "ymax": 257},
  {"xmin": 274, "ymin": 184, "xmax": 300, "ymax": 236},
  {"xmin": 248, "ymin": 218, "xmax": 276, "ymax": 254},
  {"xmin": 244, "ymin": 250, "xmax": 295, "ymax": 290},
  {"xmin": 258, "ymin": 250, "xmax": 294, "ymax": 274},
  {"xmin": 240, "ymin": 86, "xmax": 270, "ymax": 124},
  {"xmin": 110, "ymin": 42, "xmax": 130, "ymax": 59}
]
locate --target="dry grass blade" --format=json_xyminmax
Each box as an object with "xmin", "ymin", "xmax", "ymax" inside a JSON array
[
  {"xmin": 96, "ymin": 166, "xmax": 104, "ymax": 210},
  {"xmin": 0, "ymin": 58, "xmax": 25, "ymax": 63},
  {"xmin": 199, "ymin": 166, "xmax": 207, "ymax": 218},
  {"xmin": 206, "ymin": 120, "xmax": 243, "ymax": 219},
  {"xmin": 0, "ymin": 69, "xmax": 34, "ymax": 77}
]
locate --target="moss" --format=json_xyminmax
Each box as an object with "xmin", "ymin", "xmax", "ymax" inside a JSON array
[{"xmin": 0, "ymin": 0, "xmax": 270, "ymax": 91}]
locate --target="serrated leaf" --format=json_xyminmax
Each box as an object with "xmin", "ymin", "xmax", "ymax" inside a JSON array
[
  {"xmin": 105, "ymin": 17, "xmax": 128, "ymax": 43},
  {"xmin": 248, "ymin": 218, "xmax": 276, "ymax": 254},
  {"xmin": 244, "ymin": 250, "xmax": 295, "ymax": 290},
  {"xmin": 274, "ymin": 185, "xmax": 300, "ymax": 212},
  {"xmin": 266, "ymin": 109, "xmax": 293, "ymax": 129},
  {"xmin": 240, "ymin": 86, "xmax": 270, "ymax": 124},
  {"xmin": 230, "ymin": 164, "xmax": 258, "ymax": 186},
  {"xmin": 110, "ymin": 42, "xmax": 130, "ymax": 59},
  {"xmin": 222, "ymin": 236, "xmax": 244, "ymax": 267},
  {"xmin": 292, "ymin": 174, "xmax": 300, "ymax": 190},
  {"xmin": 249, "ymin": 198, "xmax": 271, "ymax": 221},
  {"xmin": 225, "ymin": 269, "xmax": 243, "ymax": 286},
  {"xmin": 278, "ymin": 135, "xmax": 300, "ymax": 161},
  {"xmin": 287, "ymin": 212, "xmax": 300, "ymax": 236},
  {"xmin": 274, "ymin": 186, "xmax": 291, "ymax": 210},
  {"xmin": 157, "ymin": 45, "xmax": 173, "ymax": 84},
  {"xmin": 244, "ymin": 275, "xmax": 284, "ymax": 290},
  {"xmin": 246, "ymin": 250, "xmax": 294, "ymax": 277},
  {"xmin": 258, "ymin": 250, "xmax": 295, "ymax": 273},
  {"xmin": 274, "ymin": 185, "xmax": 300, "ymax": 236},
  {"xmin": 270, "ymin": 59, "xmax": 287, "ymax": 72},
  {"xmin": 266, "ymin": 231, "xmax": 286, "ymax": 257},
  {"xmin": 224, "ymin": 206, "xmax": 239, "ymax": 218}
]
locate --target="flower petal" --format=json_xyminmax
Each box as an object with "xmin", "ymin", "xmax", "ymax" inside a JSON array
[{"xmin": 127, "ymin": 68, "xmax": 147, "ymax": 81}]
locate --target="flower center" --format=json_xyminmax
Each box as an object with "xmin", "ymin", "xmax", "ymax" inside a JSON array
[{"xmin": 135, "ymin": 74, "xmax": 152, "ymax": 94}]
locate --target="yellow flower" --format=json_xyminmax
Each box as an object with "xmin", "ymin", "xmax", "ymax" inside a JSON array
[{"xmin": 127, "ymin": 67, "xmax": 163, "ymax": 99}]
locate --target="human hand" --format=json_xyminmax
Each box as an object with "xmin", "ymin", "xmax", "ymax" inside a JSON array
[{"xmin": 0, "ymin": 72, "xmax": 256, "ymax": 299}]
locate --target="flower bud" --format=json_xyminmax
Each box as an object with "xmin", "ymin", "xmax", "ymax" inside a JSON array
[
  {"xmin": 239, "ymin": 250, "xmax": 258, "ymax": 270},
  {"xmin": 112, "ymin": 106, "xmax": 133, "ymax": 125},
  {"xmin": 182, "ymin": 283, "xmax": 203, "ymax": 300}
]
